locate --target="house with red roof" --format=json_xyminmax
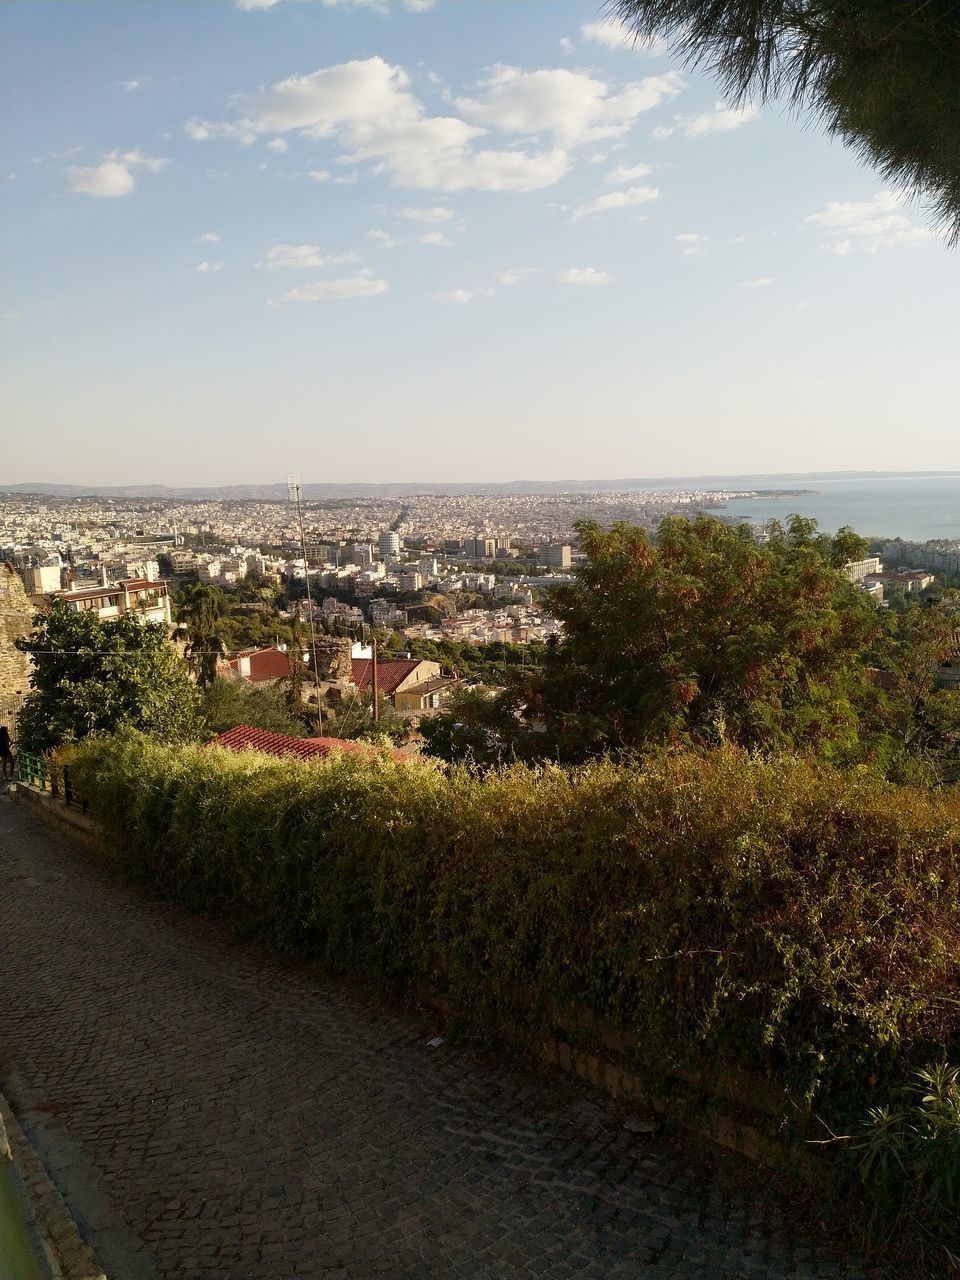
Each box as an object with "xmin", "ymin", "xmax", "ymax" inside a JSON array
[
  {"xmin": 225, "ymin": 647, "xmax": 291, "ymax": 684},
  {"xmin": 350, "ymin": 657, "xmax": 441, "ymax": 703},
  {"xmin": 207, "ymin": 724, "xmax": 406, "ymax": 763}
]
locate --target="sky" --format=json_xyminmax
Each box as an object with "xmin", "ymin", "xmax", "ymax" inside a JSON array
[{"xmin": 2, "ymin": 0, "xmax": 958, "ymax": 487}]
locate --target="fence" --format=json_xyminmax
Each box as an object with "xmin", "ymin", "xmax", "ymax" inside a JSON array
[{"xmin": 16, "ymin": 753, "xmax": 87, "ymax": 812}]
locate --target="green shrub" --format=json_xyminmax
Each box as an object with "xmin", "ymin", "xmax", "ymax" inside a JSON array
[
  {"xmin": 857, "ymin": 1064, "xmax": 960, "ymax": 1269},
  {"xmin": 71, "ymin": 732, "xmax": 960, "ymax": 1265}
]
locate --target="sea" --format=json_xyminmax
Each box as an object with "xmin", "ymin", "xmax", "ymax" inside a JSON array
[{"xmin": 700, "ymin": 473, "xmax": 960, "ymax": 543}]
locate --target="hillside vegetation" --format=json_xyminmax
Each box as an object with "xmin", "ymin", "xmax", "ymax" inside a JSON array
[{"xmin": 72, "ymin": 731, "xmax": 960, "ymax": 1269}]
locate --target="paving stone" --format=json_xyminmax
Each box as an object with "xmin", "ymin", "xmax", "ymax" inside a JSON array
[{"xmin": 0, "ymin": 800, "xmax": 878, "ymax": 1280}]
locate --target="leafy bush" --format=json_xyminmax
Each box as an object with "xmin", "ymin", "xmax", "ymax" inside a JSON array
[
  {"xmin": 857, "ymin": 1064, "xmax": 960, "ymax": 1268},
  {"xmin": 201, "ymin": 677, "xmax": 308, "ymax": 738},
  {"xmin": 71, "ymin": 733, "xmax": 960, "ymax": 1264}
]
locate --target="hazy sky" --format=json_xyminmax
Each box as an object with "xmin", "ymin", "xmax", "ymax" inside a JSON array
[{"xmin": 3, "ymin": 0, "xmax": 958, "ymax": 486}]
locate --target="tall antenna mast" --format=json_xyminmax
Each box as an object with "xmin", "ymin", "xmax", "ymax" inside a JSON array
[{"xmin": 287, "ymin": 474, "xmax": 323, "ymax": 737}]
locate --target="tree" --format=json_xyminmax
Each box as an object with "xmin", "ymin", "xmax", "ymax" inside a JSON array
[
  {"xmin": 418, "ymin": 683, "xmax": 532, "ymax": 766},
  {"xmin": 174, "ymin": 582, "xmax": 227, "ymax": 689},
  {"xmin": 16, "ymin": 602, "xmax": 201, "ymax": 752},
  {"xmin": 521, "ymin": 515, "xmax": 882, "ymax": 761},
  {"xmin": 285, "ymin": 606, "xmax": 307, "ymax": 718},
  {"xmin": 201, "ymin": 677, "xmax": 308, "ymax": 738},
  {"xmin": 612, "ymin": 0, "xmax": 960, "ymax": 239},
  {"xmin": 320, "ymin": 690, "xmax": 409, "ymax": 745},
  {"xmin": 862, "ymin": 604, "xmax": 960, "ymax": 781}
]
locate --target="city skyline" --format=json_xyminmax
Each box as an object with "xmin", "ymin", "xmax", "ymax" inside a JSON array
[{"xmin": 3, "ymin": 0, "xmax": 959, "ymax": 487}]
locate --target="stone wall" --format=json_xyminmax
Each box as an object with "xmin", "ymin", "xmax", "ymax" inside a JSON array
[
  {"xmin": 0, "ymin": 564, "xmax": 34, "ymax": 713},
  {"xmin": 309, "ymin": 637, "xmax": 353, "ymax": 683}
]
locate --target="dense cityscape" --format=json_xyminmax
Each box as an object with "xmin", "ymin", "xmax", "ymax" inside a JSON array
[{"xmin": 4, "ymin": 0, "xmax": 960, "ymax": 1276}]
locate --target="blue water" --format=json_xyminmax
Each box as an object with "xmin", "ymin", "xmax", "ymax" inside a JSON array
[{"xmin": 708, "ymin": 474, "xmax": 960, "ymax": 542}]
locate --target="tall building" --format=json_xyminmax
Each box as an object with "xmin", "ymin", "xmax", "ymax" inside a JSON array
[
  {"xmin": 349, "ymin": 543, "xmax": 374, "ymax": 568},
  {"xmin": 539, "ymin": 543, "xmax": 572, "ymax": 569},
  {"xmin": 378, "ymin": 530, "xmax": 401, "ymax": 560},
  {"xmin": 22, "ymin": 564, "xmax": 62, "ymax": 594}
]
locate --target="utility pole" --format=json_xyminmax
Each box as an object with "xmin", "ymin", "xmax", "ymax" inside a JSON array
[
  {"xmin": 287, "ymin": 475, "xmax": 323, "ymax": 737},
  {"xmin": 371, "ymin": 635, "xmax": 380, "ymax": 723}
]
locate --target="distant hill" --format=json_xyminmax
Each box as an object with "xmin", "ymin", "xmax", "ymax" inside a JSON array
[{"xmin": 3, "ymin": 471, "xmax": 959, "ymax": 501}]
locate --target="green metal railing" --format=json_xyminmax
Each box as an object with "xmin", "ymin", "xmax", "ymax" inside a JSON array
[{"xmin": 16, "ymin": 753, "xmax": 86, "ymax": 812}]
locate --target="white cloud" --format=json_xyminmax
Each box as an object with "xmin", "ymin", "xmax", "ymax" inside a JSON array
[
  {"xmin": 266, "ymin": 138, "xmax": 288, "ymax": 153},
  {"xmin": 559, "ymin": 36, "xmax": 574, "ymax": 53},
  {"xmin": 433, "ymin": 288, "xmax": 475, "ymax": 303},
  {"xmin": 419, "ymin": 231, "xmax": 450, "ymax": 246},
  {"xmin": 739, "ymin": 276, "xmax": 775, "ymax": 287},
  {"xmin": 803, "ymin": 192, "xmax": 935, "ymax": 253},
  {"xmin": 557, "ymin": 267, "xmax": 611, "ymax": 286},
  {"xmin": 198, "ymin": 231, "xmax": 221, "ymax": 242},
  {"xmin": 114, "ymin": 149, "xmax": 167, "ymax": 173},
  {"xmin": 193, "ymin": 260, "xmax": 225, "ymax": 272},
  {"xmin": 396, "ymin": 205, "xmax": 454, "ymax": 223},
  {"xmin": 237, "ymin": 0, "xmax": 432, "ymax": 8},
  {"xmin": 606, "ymin": 161, "xmax": 652, "ymax": 184},
  {"xmin": 186, "ymin": 119, "xmax": 256, "ymax": 145},
  {"xmin": 277, "ymin": 273, "xmax": 389, "ymax": 302},
  {"xmin": 570, "ymin": 184, "xmax": 658, "ymax": 220},
  {"xmin": 305, "ymin": 169, "xmax": 330, "ymax": 182},
  {"xmin": 67, "ymin": 149, "xmax": 167, "ymax": 198},
  {"xmin": 676, "ymin": 232, "xmax": 709, "ymax": 256},
  {"xmin": 197, "ymin": 57, "xmax": 568, "ymax": 192},
  {"xmin": 69, "ymin": 160, "xmax": 134, "ymax": 198},
  {"xmin": 366, "ymin": 229, "xmax": 398, "ymax": 248},
  {"xmin": 581, "ymin": 19, "xmax": 668, "ymax": 55},
  {"xmin": 496, "ymin": 267, "xmax": 536, "ymax": 285},
  {"xmin": 241, "ymin": 0, "xmax": 434, "ymax": 8},
  {"xmin": 117, "ymin": 79, "xmax": 146, "ymax": 92},
  {"xmin": 656, "ymin": 102, "xmax": 757, "ymax": 139},
  {"xmin": 457, "ymin": 65, "xmax": 683, "ymax": 147},
  {"xmin": 257, "ymin": 243, "xmax": 358, "ymax": 269}
]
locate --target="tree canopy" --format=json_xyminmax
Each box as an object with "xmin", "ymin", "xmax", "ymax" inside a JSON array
[
  {"xmin": 527, "ymin": 516, "xmax": 882, "ymax": 759},
  {"xmin": 612, "ymin": 0, "xmax": 960, "ymax": 239},
  {"xmin": 173, "ymin": 582, "xmax": 228, "ymax": 689},
  {"xmin": 16, "ymin": 602, "xmax": 201, "ymax": 752}
]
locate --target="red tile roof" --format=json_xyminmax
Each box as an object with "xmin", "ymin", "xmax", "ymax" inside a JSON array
[
  {"xmin": 206, "ymin": 725, "xmax": 406, "ymax": 762},
  {"xmin": 351, "ymin": 657, "xmax": 423, "ymax": 695},
  {"xmin": 227, "ymin": 647, "xmax": 291, "ymax": 683}
]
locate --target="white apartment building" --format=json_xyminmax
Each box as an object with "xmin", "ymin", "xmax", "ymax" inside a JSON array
[
  {"xmin": 843, "ymin": 557, "xmax": 882, "ymax": 584},
  {"xmin": 22, "ymin": 564, "xmax": 62, "ymax": 594},
  {"xmin": 57, "ymin": 579, "xmax": 172, "ymax": 626},
  {"xmin": 378, "ymin": 530, "xmax": 401, "ymax": 559}
]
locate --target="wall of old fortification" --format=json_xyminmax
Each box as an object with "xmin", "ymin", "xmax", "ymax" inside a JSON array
[{"xmin": 0, "ymin": 564, "xmax": 35, "ymax": 718}]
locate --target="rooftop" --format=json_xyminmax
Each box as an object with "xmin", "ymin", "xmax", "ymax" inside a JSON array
[{"xmin": 206, "ymin": 724, "xmax": 406, "ymax": 762}]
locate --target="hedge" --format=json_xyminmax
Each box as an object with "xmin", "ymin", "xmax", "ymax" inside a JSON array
[{"xmin": 70, "ymin": 731, "xmax": 960, "ymax": 1265}]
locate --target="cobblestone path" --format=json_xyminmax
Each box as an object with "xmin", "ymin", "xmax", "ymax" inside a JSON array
[{"xmin": 0, "ymin": 800, "xmax": 872, "ymax": 1280}]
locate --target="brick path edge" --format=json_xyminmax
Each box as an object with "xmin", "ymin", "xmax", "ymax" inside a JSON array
[{"xmin": 1, "ymin": 1088, "xmax": 107, "ymax": 1280}]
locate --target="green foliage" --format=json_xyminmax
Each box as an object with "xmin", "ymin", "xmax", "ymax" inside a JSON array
[
  {"xmin": 857, "ymin": 1064, "xmax": 960, "ymax": 1268},
  {"xmin": 201, "ymin": 677, "xmax": 308, "ymax": 737},
  {"xmin": 321, "ymin": 689, "xmax": 409, "ymax": 745},
  {"xmin": 15, "ymin": 602, "xmax": 201, "ymax": 752},
  {"xmin": 173, "ymin": 582, "xmax": 228, "ymax": 689},
  {"xmin": 418, "ymin": 683, "xmax": 534, "ymax": 766},
  {"xmin": 525, "ymin": 516, "xmax": 881, "ymax": 761},
  {"xmin": 863, "ymin": 606, "xmax": 960, "ymax": 783},
  {"xmin": 613, "ymin": 0, "xmax": 960, "ymax": 240},
  {"xmin": 70, "ymin": 732, "xmax": 960, "ymax": 1262},
  {"xmin": 72, "ymin": 735, "xmax": 960, "ymax": 1096},
  {"xmin": 404, "ymin": 634, "xmax": 546, "ymax": 685}
]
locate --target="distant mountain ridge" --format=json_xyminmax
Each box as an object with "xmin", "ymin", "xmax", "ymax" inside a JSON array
[{"xmin": 4, "ymin": 471, "xmax": 959, "ymax": 501}]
